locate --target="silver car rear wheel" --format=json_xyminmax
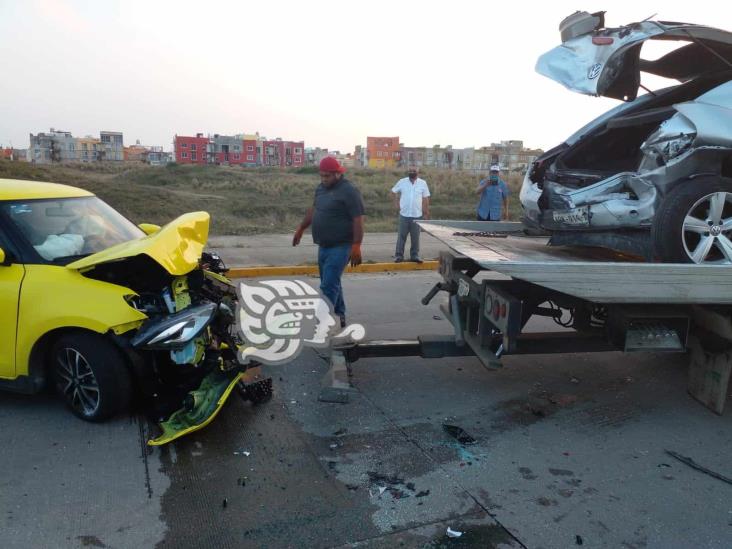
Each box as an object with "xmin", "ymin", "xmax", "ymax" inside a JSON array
[{"xmin": 682, "ymin": 191, "xmax": 732, "ymax": 264}]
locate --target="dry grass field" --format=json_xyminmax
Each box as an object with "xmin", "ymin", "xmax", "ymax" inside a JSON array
[{"xmin": 0, "ymin": 161, "xmax": 525, "ymax": 235}]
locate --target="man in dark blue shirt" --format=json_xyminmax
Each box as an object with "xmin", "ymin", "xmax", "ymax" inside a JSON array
[{"xmin": 293, "ymin": 157, "xmax": 364, "ymax": 327}]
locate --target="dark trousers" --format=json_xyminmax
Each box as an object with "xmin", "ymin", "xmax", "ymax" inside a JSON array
[
  {"xmin": 318, "ymin": 243, "xmax": 351, "ymax": 317},
  {"xmin": 395, "ymin": 215, "xmax": 422, "ymax": 260}
]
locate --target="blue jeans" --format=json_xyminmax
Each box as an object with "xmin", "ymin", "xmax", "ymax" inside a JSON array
[{"xmin": 318, "ymin": 243, "xmax": 351, "ymax": 317}]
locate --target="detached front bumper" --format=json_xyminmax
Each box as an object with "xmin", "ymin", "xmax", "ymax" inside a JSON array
[{"xmin": 147, "ymin": 365, "xmax": 271, "ymax": 446}]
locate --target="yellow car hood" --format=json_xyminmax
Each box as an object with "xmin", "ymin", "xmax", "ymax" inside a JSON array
[{"xmin": 67, "ymin": 212, "xmax": 210, "ymax": 276}]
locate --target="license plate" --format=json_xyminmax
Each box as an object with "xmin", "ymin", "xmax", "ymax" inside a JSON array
[{"xmin": 552, "ymin": 207, "xmax": 589, "ymax": 226}]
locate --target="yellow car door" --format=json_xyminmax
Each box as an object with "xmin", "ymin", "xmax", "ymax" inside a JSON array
[{"xmin": 0, "ymin": 243, "xmax": 24, "ymax": 379}]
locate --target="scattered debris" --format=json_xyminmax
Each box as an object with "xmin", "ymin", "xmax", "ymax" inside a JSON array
[
  {"xmin": 446, "ymin": 527, "xmax": 464, "ymax": 538},
  {"xmin": 570, "ymin": 377, "xmax": 581, "ymax": 384},
  {"xmin": 415, "ymin": 490, "xmax": 430, "ymax": 498},
  {"xmin": 237, "ymin": 477, "xmax": 247, "ymax": 487},
  {"xmin": 345, "ymin": 484, "xmax": 359, "ymax": 491},
  {"xmin": 333, "ymin": 428, "xmax": 348, "ymax": 436},
  {"xmin": 665, "ymin": 450, "xmax": 732, "ymax": 486},
  {"xmin": 443, "ymin": 424, "xmax": 476, "ymax": 445},
  {"xmin": 452, "ymin": 231, "xmax": 508, "ymax": 238},
  {"xmin": 233, "ymin": 451, "xmax": 251, "ymax": 457},
  {"xmin": 222, "ymin": 498, "xmax": 228, "ymax": 509},
  {"xmin": 576, "ymin": 534, "xmax": 584, "ymax": 545},
  {"xmin": 367, "ymin": 471, "xmax": 405, "ymax": 486},
  {"xmin": 406, "ymin": 482, "xmax": 415, "ymax": 491},
  {"xmin": 329, "ymin": 443, "xmax": 340, "ymax": 450},
  {"xmin": 433, "ymin": 315, "xmax": 442, "ymax": 320},
  {"xmin": 369, "ymin": 486, "xmax": 388, "ymax": 497}
]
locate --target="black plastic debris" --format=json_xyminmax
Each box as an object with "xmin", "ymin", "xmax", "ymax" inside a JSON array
[
  {"xmin": 222, "ymin": 498, "xmax": 228, "ymax": 509},
  {"xmin": 576, "ymin": 534, "xmax": 583, "ymax": 545},
  {"xmin": 443, "ymin": 424, "xmax": 477, "ymax": 445},
  {"xmin": 367, "ymin": 471, "xmax": 405, "ymax": 486},
  {"xmin": 415, "ymin": 490, "xmax": 430, "ymax": 498}
]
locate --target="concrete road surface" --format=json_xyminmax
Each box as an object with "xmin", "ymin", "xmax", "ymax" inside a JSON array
[{"xmin": 1, "ymin": 272, "xmax": 731, "ymax": 548}]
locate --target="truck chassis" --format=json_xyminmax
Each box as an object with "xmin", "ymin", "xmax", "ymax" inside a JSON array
[{"xmin": 342, "ymin": 221, "xmax": 732, "ymax": 414}]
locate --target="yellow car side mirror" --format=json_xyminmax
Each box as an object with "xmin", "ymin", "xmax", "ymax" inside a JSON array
[
  {"xmin": 138, "ymin": 223, "xmax": 161, "ymax": 236},
  {"xmin": 0, "ymin": 247, "xmax": 6, "ymax": 265}
]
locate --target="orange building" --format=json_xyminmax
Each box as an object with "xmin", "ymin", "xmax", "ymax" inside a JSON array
[{"xmin": 366, "ymin": 136, "xmax": 400, "ymax": 168}]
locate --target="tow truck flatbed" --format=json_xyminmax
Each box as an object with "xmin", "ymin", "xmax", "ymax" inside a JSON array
[
  {"xmin": 338, "ymin": 220, "xmax": 731, "ymax": 415},
  {"xmin": 418, "ymin": 221, "xmax": 732, "ymax": 304}
]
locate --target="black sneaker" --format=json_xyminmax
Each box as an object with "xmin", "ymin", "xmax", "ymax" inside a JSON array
[{"xmin": 339, "ymin": 315, "xmax": 346, "ymax": 328}]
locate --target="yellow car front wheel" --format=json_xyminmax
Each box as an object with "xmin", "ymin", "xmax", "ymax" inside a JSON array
[{"xmin": 51, "ymin": 332, "xmax": 132, "ymax": 422}]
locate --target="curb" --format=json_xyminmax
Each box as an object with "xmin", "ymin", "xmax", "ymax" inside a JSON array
[{"xmin": 227, "ymin": 260, "xmax": 438, "ymax": 278}]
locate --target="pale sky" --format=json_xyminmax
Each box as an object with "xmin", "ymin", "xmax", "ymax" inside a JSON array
[{"xmin": 0, "ymin": 0, "xmax": 726, "ymax": 153}]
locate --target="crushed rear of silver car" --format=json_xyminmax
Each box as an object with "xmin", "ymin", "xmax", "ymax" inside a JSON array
[{"xmin": 521, "ymin": 12, "xmax": 732, "ymax": 262}]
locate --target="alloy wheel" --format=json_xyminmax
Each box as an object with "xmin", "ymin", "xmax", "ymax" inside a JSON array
[
  {"xmin": 682, "ymin": 191, "xmax": 732, "ymax": 264},
  {"xmin": 56, "ymin": 347, "xmax": 101, "ymax": 417}
]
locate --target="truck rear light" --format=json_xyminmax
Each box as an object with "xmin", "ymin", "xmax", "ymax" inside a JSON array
[{"xmin": 592, "ymin": 36, "xmax": 614, "ymax": 45}]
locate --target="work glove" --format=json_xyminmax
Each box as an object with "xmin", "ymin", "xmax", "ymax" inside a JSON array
[
  {"xmin": 292, "ymin": 227, "xmax": 304, "ymax": 246},
  {"xmin": 349, "ymin": 243, "xmax": 362, "ymax": 267}
]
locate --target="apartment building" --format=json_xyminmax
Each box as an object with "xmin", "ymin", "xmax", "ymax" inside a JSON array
[
  {"xmin": 1, "ymin": 148, "xmax": 26, "ymax": 161},
  {"xmin": 29, "ymin": 129, "xmax": 125, "ymax": 164},
  {"xmin": 241, "ymin": 133, "xmax": 263, "ymax": 166},
  {"xmin": 366, "ymin": 136, "xmax": 400, "ymax": 168},
  {"xmin": 211, "ymin": 134, "xmax": 244, "ymax": 165},
  {"xmin": 262, "ymin": 139, "xmax": 304, "ymax": 168},
  {"xmin": 76, "ymin": 136, "xmax": 103, "ymax": 162},
  {"xmin": 100, "ymin": 131, "xmax": 124, "ymax": 161},
  {"xmin": 29, "ymin": 129, "xmax": 76, "ymax": 163},
  {"xmin": 174, "ymin": 134, "xmax": 211, "ymax": 165}
]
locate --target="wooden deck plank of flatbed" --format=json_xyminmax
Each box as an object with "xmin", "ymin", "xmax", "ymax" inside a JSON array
[{"xmin": 420, "ymin": 220, "xmax": 732, "ymax": 304}]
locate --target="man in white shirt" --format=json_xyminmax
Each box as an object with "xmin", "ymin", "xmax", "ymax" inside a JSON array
[{"xmin": 391, "ymin": 167, "xmax": 431, "ymax": 263}]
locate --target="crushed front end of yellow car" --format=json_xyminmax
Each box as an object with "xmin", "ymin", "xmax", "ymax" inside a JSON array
[{"xmin": 70, "ymin": 212, "xmax": 270, "ymax": 444}]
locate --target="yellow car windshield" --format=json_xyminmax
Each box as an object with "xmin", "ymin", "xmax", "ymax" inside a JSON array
[{"xmin": 2, "ymin": 196, "xmax": 145, "ymax": 263}]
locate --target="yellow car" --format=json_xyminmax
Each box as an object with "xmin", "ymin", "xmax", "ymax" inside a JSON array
[{"xmin": 0, "ymin": 178, "xmax": 268, "ymax": 445}]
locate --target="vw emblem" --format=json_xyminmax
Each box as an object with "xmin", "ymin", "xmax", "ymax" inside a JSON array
[{"xmin": 588, "ymin": 63, "xmax": 602, "ymax": 80}]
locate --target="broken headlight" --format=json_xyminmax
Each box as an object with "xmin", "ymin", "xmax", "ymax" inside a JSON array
[{"xmin": 131, "ymin": 302, "xmax": 217, "ymax": 349}]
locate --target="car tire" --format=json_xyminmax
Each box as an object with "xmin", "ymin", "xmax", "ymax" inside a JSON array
[
  {"xmin": 652, "ymin": 176, "xmax": 732, "ymax": 264},
  {"xmin": 51, "ymin": 332, "xmax": 132, "ymax": 422}
]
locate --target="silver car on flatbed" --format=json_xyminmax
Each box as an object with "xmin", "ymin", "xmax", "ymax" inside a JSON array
[{"xmin": 520, "ymin": 11, "xmax": 732, "ymax": 263}]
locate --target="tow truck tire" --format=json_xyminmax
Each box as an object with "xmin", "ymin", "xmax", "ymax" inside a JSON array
[
  {"xmin": 652, "ymin": 176, "xmax": 732, "ymax": 264},
  {"xmin": 51, "ymin": 332, "xmax": 132, "ymax": 422}
]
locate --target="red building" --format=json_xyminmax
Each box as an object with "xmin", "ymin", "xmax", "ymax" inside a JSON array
[
  {"xmin": 242, "ymin": 138, "xmax": 261, "ymax": 166},
  {"xmin": 174, "ymin": 134, "xmax": 210, "ymax": 164},
  {"xmin": 262, "ymin": 139, "xmax": 304, "ymax": 167}
]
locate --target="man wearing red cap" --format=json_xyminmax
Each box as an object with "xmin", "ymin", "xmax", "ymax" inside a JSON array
[{"xmin": 293, "ymin": 156, "xmax": 364, "ymax": 327}]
